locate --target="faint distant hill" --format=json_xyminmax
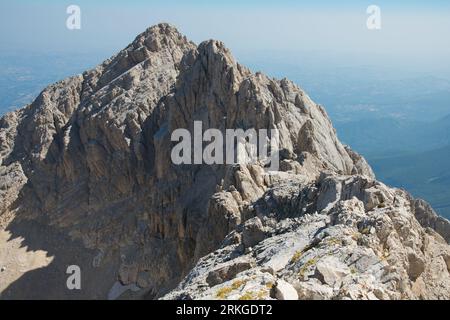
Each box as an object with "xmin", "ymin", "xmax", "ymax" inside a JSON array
[
  {"xmin": 0, "ymin": 52, "xmax": 107, "ymax": 114},
  {"xmin": 335, "ymin": 115, "xmax": 450, "ymax": 218},
  {"xmin": 335, "ymin": 116, "xmax": 450, "ymax": 159},
  {"xmin": 371, "ymin": 144, "xmax": 450, "ymax": 218}
]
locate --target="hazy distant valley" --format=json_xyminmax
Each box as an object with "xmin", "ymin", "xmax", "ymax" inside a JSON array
[{"xmin": 243, "ymin": 57, "xmax": 450, "ymax": 218}]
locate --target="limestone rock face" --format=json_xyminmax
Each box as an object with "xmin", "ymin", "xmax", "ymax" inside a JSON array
[
  {"xmin": 1, "ymin": 23, "xmax": 449, "ymax": 300},
  {"xmin": 163, "ymin": 175, "xmax": 450, "ymax": 300}
]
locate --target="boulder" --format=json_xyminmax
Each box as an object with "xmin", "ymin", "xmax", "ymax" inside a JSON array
[
  {"xmin": 274, "ymin": 280, "xmax": 298, "ymax": 300},
  {"xmin": 242, "ymin": 217, "xmax": 267, "ymax": 248}
]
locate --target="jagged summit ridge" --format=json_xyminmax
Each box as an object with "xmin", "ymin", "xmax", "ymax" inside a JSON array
[{"xmin": 0, "ymin": 24, "xmax": 449, "ymax": 300}]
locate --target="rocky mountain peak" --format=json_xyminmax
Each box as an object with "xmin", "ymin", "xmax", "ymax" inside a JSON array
[{"xmin": 0, "ymin": 24, "xmax": 449, "ymax": 300}]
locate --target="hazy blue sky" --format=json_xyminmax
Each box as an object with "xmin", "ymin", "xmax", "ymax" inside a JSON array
[{"xmin": 1, "ymin": 1, "xmax": 450, "ymax": 72}]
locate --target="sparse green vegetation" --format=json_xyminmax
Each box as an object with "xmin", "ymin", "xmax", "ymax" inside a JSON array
[
  {"xmin": 216, "ymin": 279, "xmax": 248, "ymax": 299},
  {"xmin": 216, "ymin": 286, "xmax": 233, "ymax": 299},
  {"xmin": 298, "ymin": 257, "xmax": 318, "ymax": 278},
  {"xmin": 291, "ymin": 250, "xmax": 303, "ymax": 263},
  {"xmin": 238, "ymin": 288, "xmax": 268, "ymax": 300},
  {"xmin": 257, "ymin": 289, "xmax": 268, "ymax": 300},
  {"xmin": 291, "ymin": 243, "xmax": 316, "ymax": 263},
  {"xmin": 378, "ymin": 248, "xmax": 390, "ymax": 261},
  {"xmin": 231, "ymin": 279, "xmax": 247, "ymax": 290},
  {"xmin": 351, "ymin": 232, "xmax": 362, "ymax": 244},
  {"xmin": 325, "ymin": 237, "xmax": 342, "ymax": 246},
  {"xmin": 239, "ymin": 291, "xmax": 255, "ymax": 300}
]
